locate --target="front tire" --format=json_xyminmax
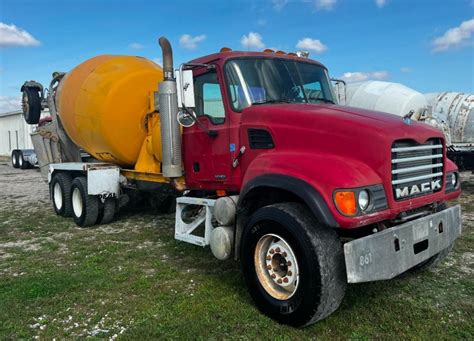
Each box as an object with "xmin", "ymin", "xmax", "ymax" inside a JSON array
[
  {"xmin": 71, "ymin": 177, "xmax": 99, "ymax": 227},
  {"xmin": 241, "ymin": 203, "xmax": 346, "ymax": 327}
]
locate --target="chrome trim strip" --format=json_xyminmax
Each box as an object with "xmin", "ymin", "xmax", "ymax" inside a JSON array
[
  {"xmin": 391, "ymin": 144, "xmax": 443, "ymax": 152},
  {"xmin": 392, "ymin": 163, "xmax": 443, "ymax": 174},
  {"xmin": 391, "ymin": 154, "xmax": 443, "ymax": 163},
  {"xmin": 391, "ymin": 172, "xmax": 443, "ymax": 185}
]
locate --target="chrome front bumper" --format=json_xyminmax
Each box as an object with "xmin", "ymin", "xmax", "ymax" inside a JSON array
[{"xmin": 344, "ymin": 205, "xmax": 462, "ymax": 283}]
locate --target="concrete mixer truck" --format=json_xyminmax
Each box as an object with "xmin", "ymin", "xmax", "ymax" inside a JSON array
[{"xmin": 19, "ymin": 37, "xmax": 462, "ymax": 327}]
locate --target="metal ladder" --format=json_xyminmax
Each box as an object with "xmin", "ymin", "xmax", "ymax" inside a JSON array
[{"xmin": 174, "ymin": 197, "xmax": 216, "ymax": 247}]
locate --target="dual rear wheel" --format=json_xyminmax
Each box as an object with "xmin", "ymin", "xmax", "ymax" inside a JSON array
[
  {"xmin": 11, "ymin": 151, "xmax": 31, "ymax": 169},
  {"xmin": 51, "ymin": 173, "xmax": 116, "ymax": 227}
]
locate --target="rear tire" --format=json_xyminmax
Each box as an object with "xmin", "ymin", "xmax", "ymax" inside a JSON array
[
  {"xmin": 71, "ymin": 177, "xmax": 99, "ymax": 227},
  {"xmin": 51, "ymin": 173, "xmax": 74, "ymax": 217},
  {"xmin": 11, "ymin": 151, "xmax": 19, "ymax": 168},
  {"xmin": 98, "ymin": 198, "xmax": 116, "ymax": 225},
  {"xmin": 241, "ymin": 203, "xmax": 346, "ymax": 327},
  {"xmin": 18, "ymin": 151, "xmax": 30, "ymax": 169}
]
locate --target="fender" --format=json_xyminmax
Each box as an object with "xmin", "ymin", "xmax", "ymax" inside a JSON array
[
  {"xmin": 239, "ymin": 151, "xmax": 385, "ymax": 228},
  {"xmin": 239, "ymin": 173, "xmax": 338, "ymax": 227}
]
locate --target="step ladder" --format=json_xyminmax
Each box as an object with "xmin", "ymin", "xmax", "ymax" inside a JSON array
[{"xmin": 175, "ymin": 197, "xmax": 216, "ymax": 246}]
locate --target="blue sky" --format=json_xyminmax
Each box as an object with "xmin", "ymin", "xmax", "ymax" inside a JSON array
[{"xmin": 0, "ymin": 0, "xmax": 473, "ymax": 112}]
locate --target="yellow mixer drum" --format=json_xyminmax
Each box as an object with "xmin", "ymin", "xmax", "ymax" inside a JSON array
[{"xmin": 57, "ymin": 55, "xmax": 163, "ymax": 167}]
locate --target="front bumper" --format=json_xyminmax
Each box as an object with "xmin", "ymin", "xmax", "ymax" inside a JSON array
[{"xmin": 344, "ymin": 205, "xmax": 462, "ymax": 283}]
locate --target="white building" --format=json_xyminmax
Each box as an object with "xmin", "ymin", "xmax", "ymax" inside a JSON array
[{"xmin": 0, "ymin": 110, "xmax": 36, "ymax": 155}]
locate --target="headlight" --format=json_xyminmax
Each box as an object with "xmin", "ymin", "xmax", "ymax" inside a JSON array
[
  {"xmin": 451, "ymin": 173, "xmax": 457, "ymax": 187},
  {"xmin": 446, "ymin": 171, "xmax": 459, "ymax": 192},
  {"xmin": 358, "ymin": 190, "xmax": 370, "ymax": 211}
]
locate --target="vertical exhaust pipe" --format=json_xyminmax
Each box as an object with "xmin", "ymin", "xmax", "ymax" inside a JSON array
[{"xmin": 158, "ymin": 36, "xmax": 183, "ymax": 178}]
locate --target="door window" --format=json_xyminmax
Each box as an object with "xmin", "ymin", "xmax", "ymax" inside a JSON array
[{"xmin": 194, "ymin": 72, "xmax": 225, "ymax": 124}]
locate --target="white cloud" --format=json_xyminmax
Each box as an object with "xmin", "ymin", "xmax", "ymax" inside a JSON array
[
  {"xmin": 179, "ymin": 34, "xmax": 206, "ymax": 49},
  {"xmin": 129, "ymin": 42, "xmax": 144, "ymax": 49},
  {"xmin": 272, "ymin": 0, "xmax": 336, "ymax": 11},
  {"xmin": 272, "ymin": 0, "xmax": 288, "ymax": 10},
  {"xmin": 400, "ymin": 67, "xmax": 412, "ymax": 73},
  {"xmin": 296, "ymin": 38, "xmax": 328, "ymax": 53},
  {"xmin": 375, "ymin": 0, "xmax": 387, "ymax": 8},
  {"xmin": 241, "ymin": 32, "xmax": 265, "ymax": 50},
  {"xmin": 0, "ymin": 96, "xmax": 21, "ymax": 113},
  {"xmin": 340, "ymin": 71, "xmax": 389, "ymax": 83},
  {"xmin": 315, "ymin": 0, "xmax": 337, "ymax": 11},
  {"xmin": 432, "ymin": 18, "xmax": 474, "ymax": 52},
  {"xmin": 0, "ymin": 23, "xmax": 40, "ymax": 47}
]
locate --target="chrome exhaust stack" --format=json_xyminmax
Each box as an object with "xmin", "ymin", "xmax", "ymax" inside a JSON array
[{"xmin": 158, "ymin": 36, "xmax": 183, "ymax": 178}]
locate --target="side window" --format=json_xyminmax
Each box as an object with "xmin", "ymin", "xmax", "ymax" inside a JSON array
[{"xmin": 194, "ymin": 71, "xmax": 225, "ymax": 124}]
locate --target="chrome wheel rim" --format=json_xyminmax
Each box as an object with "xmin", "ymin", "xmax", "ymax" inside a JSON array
[
  {"xmin": 53, "ymin": 183, "xmax": 63, "ymax": 210},
  {"xmin": 72, "ymin": 187, "xmax": 83, "ymax": 218},
  {"xmin": 18, "ymin": 156, "xmax": 23, "ymax": 167},
  {"xmin": 12, "ymin": 156, "xmax": 17, "ymax": 166},
  {"xmin": 254, "ymin": 233, "xmax": 300, "ymax": 300}
]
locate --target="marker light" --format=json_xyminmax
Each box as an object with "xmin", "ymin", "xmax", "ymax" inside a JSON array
[{"xmin": 334, "ymin": 191, "xmax": 357, "ymax": 216}]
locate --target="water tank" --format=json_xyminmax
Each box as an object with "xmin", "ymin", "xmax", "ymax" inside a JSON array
[
  {"xmin": 56, "ymin": 55, "xmax": 163, "ymax": 167},
  {"xmin": 344, "ymin": 81, "xmax": 428, "ymax": 119}
]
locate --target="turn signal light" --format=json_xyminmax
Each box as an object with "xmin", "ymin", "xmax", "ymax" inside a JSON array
[{"xmin": 334, "ymin": 191, "xmax": 357, "ymax": 216}]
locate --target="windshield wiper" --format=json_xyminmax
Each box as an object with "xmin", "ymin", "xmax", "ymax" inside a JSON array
[{"xmin": 252, "ymin": 99, "xmax": 292, "ymax": 105}]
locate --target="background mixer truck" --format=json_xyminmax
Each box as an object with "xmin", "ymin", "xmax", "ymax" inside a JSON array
[{"xmin": 19, "ymin": 37, "xmax": 462, "ymax": 327}]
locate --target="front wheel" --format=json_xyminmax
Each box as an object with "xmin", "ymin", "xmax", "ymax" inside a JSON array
[{"xmin": 241, "ymin": 203, "xmax": 346, "ymax": 327}]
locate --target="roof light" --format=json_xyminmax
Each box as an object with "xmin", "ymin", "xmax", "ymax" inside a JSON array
[
  {"xmin": 296, "ymin": 51, "xmax": 310, "ymax": 58},
  {"xmin": 220, "ymin": 47, "xmax": 232, "ymax": 53},
  {"xmin": 275, "ymin": 50, "xmax": 286, "ymax": 55},
  {"xmin": 263, "ymin": 49, "xmax": 275, "ymax": 53}
]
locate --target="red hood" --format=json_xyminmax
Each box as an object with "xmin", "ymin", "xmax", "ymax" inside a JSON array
[
  {"xmin": 240, "ymin": 103, "xmax": 445, "ymax": 182},
  {"xmin": 241, "ymin": 103, "xmax": 444, "ymax": 145}
]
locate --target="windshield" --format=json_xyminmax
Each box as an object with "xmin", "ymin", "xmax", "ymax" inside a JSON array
[{"xmin": 225, "ymin": 58, "xmax": 335, "ymax": 111}]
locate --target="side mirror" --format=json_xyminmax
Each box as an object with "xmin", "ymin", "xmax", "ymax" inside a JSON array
[
  {"xmin": 176, "ymin": 69, "xmax": 195, "ymax": 109},
  {"xmin": 177, "ymin": 110, "xmax": 195, "ymax": 128}
]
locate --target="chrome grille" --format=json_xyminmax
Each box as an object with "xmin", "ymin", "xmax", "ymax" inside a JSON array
[{"xmin": 391, "ymin": 139, "xmax": 444, "ymax": 200}]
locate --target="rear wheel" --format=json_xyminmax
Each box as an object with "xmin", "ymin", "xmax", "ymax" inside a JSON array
[
  {"xmin": 241, "ymin": 203, "xmax": 346, "ymax": 327},
  {"xmin": 11, "ymin": 151, "xmax": 18, "ymax": 168},
  {"xmin": 18, "ymin": 151, "xmax": 30, "ymax": 169},
  {"xmin": 71, "ymin": 177, "xmax": 99, "ymax": 227},
  {"xmin": 51, "ymin": 173, "xmax": 74, "ymax": 217},
  {"xmin": 97, "ymin": 198, "xmax": 116, "ymax": 225}
]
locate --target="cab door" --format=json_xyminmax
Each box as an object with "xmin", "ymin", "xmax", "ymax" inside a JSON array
[{"xmin": 182, "ymin": 67, "xmax": 231, "ymax": 189}]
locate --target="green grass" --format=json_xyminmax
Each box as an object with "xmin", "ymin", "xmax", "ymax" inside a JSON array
[{"xmin": 0, "ymin": 192, "xmax": 473, "ymax": 339}]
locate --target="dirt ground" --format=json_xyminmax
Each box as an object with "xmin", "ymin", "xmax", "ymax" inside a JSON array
[{"xmin": 0, "ymin": 155, "xmax": 473, "ymax": 339}]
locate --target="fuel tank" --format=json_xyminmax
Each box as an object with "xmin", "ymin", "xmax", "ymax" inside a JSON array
[{"xmin": 56, "ymin": 55, "xmax": 163, "ymax": 167}]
